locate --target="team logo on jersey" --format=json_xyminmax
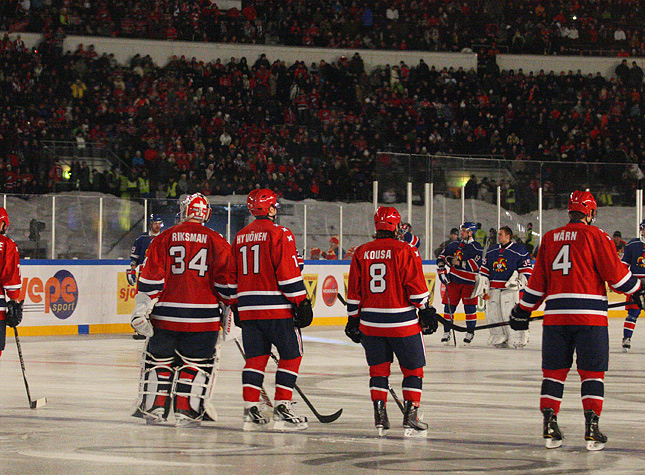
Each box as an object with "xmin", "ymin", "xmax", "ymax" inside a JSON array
[
  {"xmin": 20, "ymin": 269, "xmax": 79, "ymax": 319},
  {"xmin": 493, "ymin": 257, "xmax": 508, "ymax": 272},
  {"xmin": 455, "ymin": 249, "xmax": 464, "ymax": 261},
  {"xmin": 322, "ymin": 275, "xmax": 338, "ymax": 306},
  {"xmin": 637, "ymin": 254, "xmax": 645, "ymax": 267},
  {"xmin": 302, "ymin": 274, "xmax": 318, "ymax": 308}
]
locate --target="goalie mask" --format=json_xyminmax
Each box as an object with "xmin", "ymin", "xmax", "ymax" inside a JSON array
[
  {"xmin": 180, "ymin": 193, "xmax": 212, "ymax": 223},
  {"xmin": 0, "ymin": 207, "xmax": 8, "ymax": 233}
]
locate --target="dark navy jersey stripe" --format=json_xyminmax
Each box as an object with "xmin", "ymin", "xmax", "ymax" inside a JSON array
[
  {"xmin": 138, "ymin": 282, "xmax": 164, "ymax": 293},
  {"xmin": 152, "ymin": 306, "xmax": 221, "ymax": 319},
  {"xmin": 239, "ymin": 293, "xmax": 293, "ymax": 308},
  {"xmin": 360, "ymin": 309, "xmax": 417, "ymax": 324},
  {"xmin": 545, "ymin": 298, "xmax": 608, "ymax": 312}
]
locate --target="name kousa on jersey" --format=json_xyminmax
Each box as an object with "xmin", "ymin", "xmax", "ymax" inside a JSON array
[
  {"xmin": 172, "ymin": 232, "xmax": 207, "ymax": 243},
  {"xmin": 363, "ymin": 249, "xmax": 392, "ymax": 260}
]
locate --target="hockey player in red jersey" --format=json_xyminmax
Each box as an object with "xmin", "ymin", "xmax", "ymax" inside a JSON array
[
  {"xmin": 231, "ymin": 188, "xmax": 313, "ymax": 431},
  {"xmin": 0, "ymin": 207, "xmax": 22, "ymax": 358},
  {"xmin": 345, "ymin": 206, "xmax": 438, "ymax": 437},
  {"xmin": 131, "ymin": 193, "xmax": 233, "ymax": 427},
  {"xmin": 511, "ymin": 190, "xmax": 645, "ymax": 451}
]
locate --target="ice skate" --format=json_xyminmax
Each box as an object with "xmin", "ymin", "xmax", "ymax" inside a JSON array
[
  {"xmin": 143, "ymin": 407, "xmax": 167, "ymax": 426},
  {"xmin": 491, "ymin": 335, "xmax": 508, "ymax": 348},
  {"xmin": 622, "ymin": 337, "xmax": 631, "ymax": 353},
  {"xmin": 511, "ymin": 330, "xmax": 529, "ymax": 349},
  {"xmin": 175, "ymin": 409, "xmax": 202, "ymax": 427},
  {"xmin": 463, "ymin": 332, "xmax": 474, "ymax": 346},
  {"xmin": 243, "ymin": 405, "xmax": 270, "ymax": 431},
  {"xmin": 584, "ymin": 410, "xmax": 607, "ymax": 451},
  {"xmin": 272, "ymin": 401, "xmax": 308, "ymax": 431},
  {"xmin": 441, "ymin": 331, "xmax": 452, "ymax": 346},
  {"xmin": 542, "ymin": 408, "xmax": 563, "ymax": 449},
  {"xmin": 373, "ymin": 400, "xmax": 390, "ymax": 436},
  {"xmin": 403, "ymin": 401, "xmax": 428, "ymax": 438}
]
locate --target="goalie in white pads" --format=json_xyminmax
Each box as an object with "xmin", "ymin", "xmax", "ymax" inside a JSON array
[
  {"xmin": 131, "ymin": 193, "xmax": 234, "ymax": 427},
  {"xmin": 473, "ymin": 226, "xmax": 532, "ymax": 348}
]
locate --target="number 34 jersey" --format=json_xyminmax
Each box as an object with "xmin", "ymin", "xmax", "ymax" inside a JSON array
[
  {"xmin": 137, "ymin": 221, "xmax": 233, "ymax": 332},
  {"xmin": 230, "ymin": 218, "xmax": 307, "ymax": 321},
  {"xmin": 519, "ymin": 222, "xmax": 640, "ymax": 326},
  {"xmin": 347, "ymin": 237, "xmax": 429, "ymax": 338}
]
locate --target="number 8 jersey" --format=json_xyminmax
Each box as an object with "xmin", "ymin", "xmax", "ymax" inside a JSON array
[
  {"xmin": 347, "ymin": 237, "xmax": 429, "ymax": 337},
  {"xmin": 137, "ymin": 221, "xmax": 233, "ymax": 332},
  {"xmin": 519, "ymin": 221, "xmax": 640, "ymax": 326},
  {"xmin": 230, "ymin": 217, "xmax": 307, "ymax": 321}
]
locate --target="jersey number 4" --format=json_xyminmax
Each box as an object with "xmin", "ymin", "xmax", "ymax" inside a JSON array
[
  {"xmin": 551, "ymin": 244, "xmax": 572, "ymax": 275},
  {"xmin": 169, "ymin": 246, "xmax": 209, "ymax": 277}
]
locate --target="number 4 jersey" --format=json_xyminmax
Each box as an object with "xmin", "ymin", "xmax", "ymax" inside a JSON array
[
  {"xmin": 230, "ymin": 217, "xmax": 307, "ymax": 321},
  {"xmin": 519, "ymin": 222, "xmax": 640, "ymax": 326},
  {"xmin": 137, "ymin": 221, "xmax": 233, "ymax": 332},
  {"xmin": 347, "ymin": 237, "xmax": 429, "ymax": 337}
]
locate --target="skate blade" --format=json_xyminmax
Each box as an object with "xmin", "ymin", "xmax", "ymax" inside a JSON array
[
  {"xmin": 175, "ymin": 416, "xmax": 201, "ymax": 428},
  {"xmin": 376, "ymin": 426, "xmax": 388, "ymax": 437},
  {"xmin": 545, "ymin": 438, "xmax": 563, "ymax": 449},
  {"xmin": 622, "ymin": 347, "xmax": 630, "ymax": 353},
  {"xmin": 586, "ymin": 440, "xmax": 606, "ymax": 451},
  {"xmin": 272, "ymin": 420, "xmax": 308, "ymax": 431},
  {"xmin": 203, "ymin": 403, "xmax": 218, "ymax": 422},
  {"xmin": 243, "ymin": 421, "xmax": 269, "ymax": 432},
  {"xmin": 403, "ymin": 428, "xmax": 427, "ymax": 438},
  {"xmin": 145, "ymin": 417, "xmax": 167, "ymax": 426}
]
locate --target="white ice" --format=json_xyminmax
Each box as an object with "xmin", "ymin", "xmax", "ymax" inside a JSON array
[{"xmin": 2, "ymin": 319, "xmax": 645, "ymax": 475}]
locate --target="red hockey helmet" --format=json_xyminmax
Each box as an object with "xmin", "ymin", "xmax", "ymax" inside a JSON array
[
  {"xmin": 0, "ymin": 207, "xmax": 9, "ymax": 230},
  {"xmin": 247, "ymin": 189, "xmax": 279, "ymax": 216},
  {"xmin": 568, "ymin": 190, "xmax": 597, "ymax": 216},
  {"xmin": 374, "ymin": 206, "xmax": 401, "ymax": 232},
  {"xmin": 180, "ymin": 193, "xmax": 212, "ymax": 223}
]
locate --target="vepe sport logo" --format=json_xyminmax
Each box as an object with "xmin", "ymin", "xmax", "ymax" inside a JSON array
[
  {"xmin": 20, "ymin": 269, "xmax": 79, "ymax": 319},
  {"xmin": 322, "ymin": 275, "xmax": 338, "ymax": 306}
]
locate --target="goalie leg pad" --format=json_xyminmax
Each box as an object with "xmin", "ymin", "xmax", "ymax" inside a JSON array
[
  {"xmin": 132, "ymin": 351, "xmax": 175, "ymax": 424},
  {"xmin": 172, "ymin": 351, "xmax": 216, "ymax": 427},
  {"xmin": 502, "ymin": 289, "xmax": 527, "ymax": 347},
  {"xmin": 485, "ymin": 289, "xmax": 507, "ymax": 344}
]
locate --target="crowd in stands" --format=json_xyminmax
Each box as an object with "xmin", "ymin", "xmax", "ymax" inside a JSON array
[
  {"xmin": 2, "ymin": 0, "xmax": 645, "ymax": 56},
  {"xmin": 0, "ymin": 33, "xmax": 643, "ymax": 211}
]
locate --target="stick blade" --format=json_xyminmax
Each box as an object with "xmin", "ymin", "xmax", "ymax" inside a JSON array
[
  {"xmin": 30, "ymin": 397, "xmax": 47, "ymax": 409},
  {"xmin": 317, "ymin": 408, "xmax": 342, "ymax": 424}
]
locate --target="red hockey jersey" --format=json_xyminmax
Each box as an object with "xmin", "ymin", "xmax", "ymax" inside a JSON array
[
  {"xmin": 520, "ymin": 222, "xmax": 641, "ymax": 326},
  {"xmin": 347, "ymin": 237, "xmax": 429, "ymax": 337},
  {"xmin": 0, "ymin": 234, "xmax": 21, "ymax": 319},
  {"xmin": 137, "ymin": 221, "xmax": 233, "ymax": 332},
  {"xmin": 230, "ymin": 217, "xmax": 307, "ymax": 321}
]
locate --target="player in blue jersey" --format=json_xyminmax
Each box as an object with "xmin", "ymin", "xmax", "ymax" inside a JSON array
[
  {"xmin": 473, "ymin": 226, "xmax": 532, "ymax": 348},
  {"xmin": 620, "ymin": 219, "xmax": 645, "ymax": 352},
  {"xmin": 437, "ymin": 222, "xmax": 483, "ymax": 345},
  {"xmin": 128, "ymin": 214, "xmax": 164, "ymax": 339},
  {"xmin": 400, "ymin": 223, "xmax": 420, "ymax": 249}
]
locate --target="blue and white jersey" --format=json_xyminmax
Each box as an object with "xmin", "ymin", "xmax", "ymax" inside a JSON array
[
  {"xmin": 130, "ymin": 233, "xmax": 156, "ymax": 267},
  {"xmin": 438, "ymin": 238, "xmax": 483, "ymax": 285},
  {"xmin": 622, "ymin": 238, "xmax": 645, "ymax": 278},
  {"xmin": 480, "ymin": 242, "xmax": 533, "ymax": 288}
]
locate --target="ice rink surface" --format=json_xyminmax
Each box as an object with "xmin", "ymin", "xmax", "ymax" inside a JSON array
[{"xmin": 2, "ymin": 320, "xmax": 645, "ymax": 475}]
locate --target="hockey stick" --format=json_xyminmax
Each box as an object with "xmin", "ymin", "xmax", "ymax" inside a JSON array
[
  {"xmin": 388, "ymin": 385, "xmax": 405, "ymax": 414},
  {"xmin": 13, "ymin": 327, "xmax": 47, "ymax": 409},
  {"xmin": 234, "ymin": 338, "xmax": 274, "ymax": 408},
  {"xmin": 268, "ymin": 351, "xmax": 342, "ymax": 423},
  {"xmin": 608, "ymin": 300, "xmax": 630, "ymax": 309},
  {"xmin": 436, "ymin": 314, "xmax": 544, "ymax": 332},
  {"xmin": 337, "ymin": 292, "xmax": 347, "ymax": 306}
]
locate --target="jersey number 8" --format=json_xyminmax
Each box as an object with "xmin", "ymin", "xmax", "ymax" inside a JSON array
[{"xmin": 369, "ymin": 263, "xmax": 387, "ymax": 293}]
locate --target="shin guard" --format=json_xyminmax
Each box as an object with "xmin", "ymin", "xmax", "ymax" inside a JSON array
[
  {"xmin": 172, "ymin": 351, "xmax": 216, "ymax": 426},
  {"xmin": 132, "ymin": 351, "xmax": 175, "ymax": 423}
]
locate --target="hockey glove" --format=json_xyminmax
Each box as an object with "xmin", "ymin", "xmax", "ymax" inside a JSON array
[
  {"xmin": 344, "ymin": 317, "xmax": 361, "ymax": 344},
  {"xmin": 510, "ymin": 304, "xmax": 531, "ymax": 331},
  {"xmin": 126, "ymin": 268, "xmax": 137, "ymax": 286},
  {"xmin": 294, "ymin": 299, "xmax": 313, "ymax": 329},
  {"xmin": 632, "ymin": 287, "xmax": 645, "ymax": 311},
  {"xmin": 5, "ymin": 300, "xmax": 23, "ymax": 328},
  {"xmin": 231, "ymin": 304, "xmax": 242, "ymax": 327},
  {"xmin": 418, "ymin": 305, "xmax": 438, "ymax": 335},
  {"xmin": 131, "ymin": 293, "xmax": 156, "ymax": 338},
  {"xmin": 437, "ymin": 261, "xmax": 450, "ymax": 285}
]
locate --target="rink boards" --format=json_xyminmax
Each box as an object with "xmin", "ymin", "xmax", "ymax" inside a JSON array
[{"xmin": 6, "ymin": 260, "xmax": 629, "ymax": 336}]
